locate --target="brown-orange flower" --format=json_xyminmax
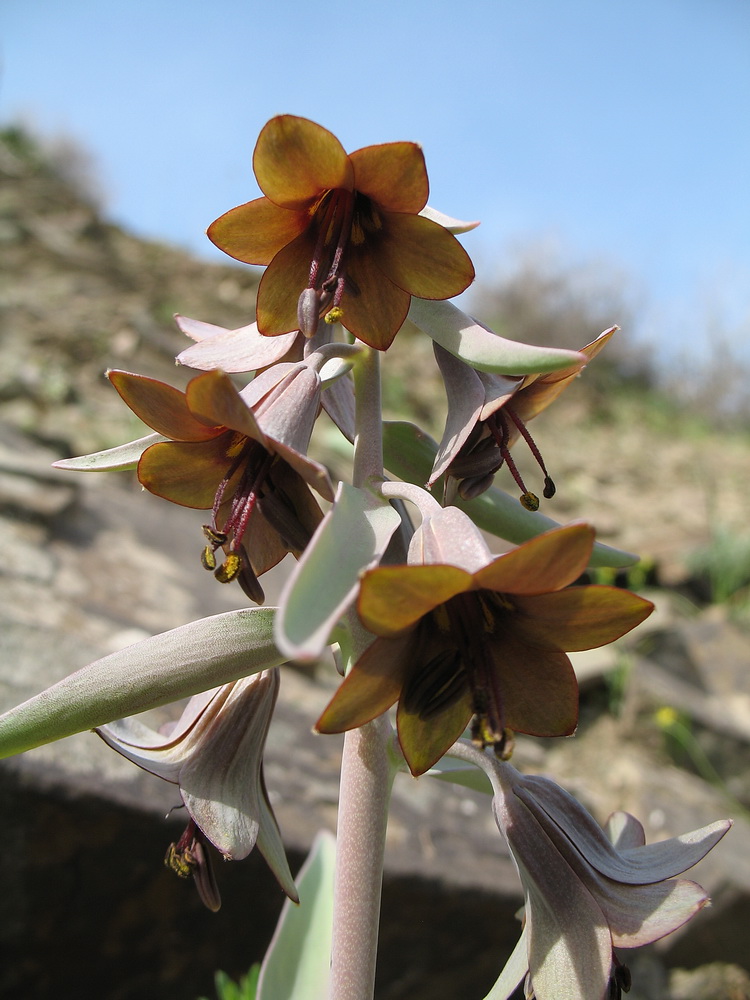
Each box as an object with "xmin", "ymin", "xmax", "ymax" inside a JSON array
[
  {"xmin": 316, "ymin": 511, "xmax": 653, "ymax": 776},
  {"xmin": 108, "ymin": 366, "xmax": 332, "ymax": 604},
  {"xmin": 208, "ymin": 115, "xmax": 475, "ymax": 351}
]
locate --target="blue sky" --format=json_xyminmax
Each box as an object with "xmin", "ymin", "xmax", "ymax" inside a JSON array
[{"xmin": 2, "ymin": 0, "xmax": 749, "ymax": 365}]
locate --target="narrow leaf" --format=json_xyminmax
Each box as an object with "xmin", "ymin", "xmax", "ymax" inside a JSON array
[
  {"xmin": 275, "ymin": 482, "xmax": 401, "ymax": 661},
  {"xmin": 408, "ymin": 299, "xmax": 584, "ymax": 375},
  {"xmin": 53, "ymin": 432, "xmax": 166, "ymax": 472},
  {"xmin": 0, "ymin": 609, "xmax": 283, "ymax": 758}
]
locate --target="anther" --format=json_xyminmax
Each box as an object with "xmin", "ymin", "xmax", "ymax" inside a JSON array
[
  {"xmin": 215, "ymin": 552, "xmax": 242, "ymax": 584},
  {"xmin": 520, "ymin": 492, "xmax": 540, "ymax": 511}
]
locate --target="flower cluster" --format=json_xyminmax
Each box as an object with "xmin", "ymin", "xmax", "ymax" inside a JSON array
[{"xmin": 0, "ymin": 114, "xmax": 730, "ymax": 997}]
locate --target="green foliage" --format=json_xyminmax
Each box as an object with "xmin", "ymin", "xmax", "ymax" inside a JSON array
[
  {"xmin": 687, "ymin": 528, "xmax": 750, "ymax": 605},
  {"xmin": 197, "ymin": 965, "xmax": 260, "ymax": 1000}
]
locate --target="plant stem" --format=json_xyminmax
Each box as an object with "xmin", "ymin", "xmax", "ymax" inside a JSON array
[
  {"xmin": 329, "ymin": 714, "xmax": 394, "ymax": 1000},
  {"xmin": 351, "ymin": 345, "xmax": 383, "ymax": 489},
  {"xmin": 329, "ymin": 341, "xmax": 392, "ymax": 1000}
]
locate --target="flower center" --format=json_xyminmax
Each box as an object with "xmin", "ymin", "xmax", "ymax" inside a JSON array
[
  {"xmin": 403, "ymin": 590, "xmax": 517, "ymax": 757},
  {"xmin": 200, "ymin": 435, "xmax": 274, "ymax": 596},
  {"xmin": 297, "ymin": 189, "xmax": 381, "ymax": 335},
  {"xmin": 448, "ymin": 405, "xmax": 556, "ymax": 509}
]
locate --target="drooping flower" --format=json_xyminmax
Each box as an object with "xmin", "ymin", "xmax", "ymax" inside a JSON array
[
  {"xmin": 207, "ymin": 114, "xmax": 476, "ymax": 351},
  {"xmin": 316, "ymin": 507, "xmax": 652, "ymax": 775},
  {"xmin": 108, "ymin": 363, "xmax": 333, "ymax": 603},
  {"xmin": 97, "ymin": 669, "xmax": 298, "ymax": 910},
  {"xmin": 430, "ymin": 327, "xmax": 616, "ymax": 505},
  {"xmin": 448, "ymin": 744, "xmax": 731, "ymax": 1000}
]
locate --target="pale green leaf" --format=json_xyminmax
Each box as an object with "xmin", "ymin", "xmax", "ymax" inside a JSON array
[
  {"xmin": 408, "ymin": 299, "xmax": 584, "ymax": 375},
  {"xmin": 424, "ymin": 757, "xmax": 493, "ymax": 795},
  {"xmin": 0, "ymin": 608, "xmax": 283, "ymax": 758},
  {"xmin": 53, "ymin": 432, "xmax": 166, "ymax": 472},
  {"xmin": 257, "ymin": 830, "xmax": 336, "ymax": 1000},
  {"xmin": 275, "ymin": 482, "xmax": 401, "ymax": 661}
]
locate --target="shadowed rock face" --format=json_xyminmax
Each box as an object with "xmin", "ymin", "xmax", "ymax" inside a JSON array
[{"xmin": 1, "ymin": 127, "xmax": 749, "ymax": 998}]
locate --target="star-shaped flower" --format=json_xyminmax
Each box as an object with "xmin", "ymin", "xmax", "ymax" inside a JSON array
[
  {"xmin": 109, "ymin": 363, "xmax": 332, "ymax": 603},
  {"xmin": 431, "ymin": 327, "xmax": 616, "ymax": 504},
  {"xmin": 454, "ymin": 748, "xmax": 731, "ymax": 1000},
  {"xmin": 98, "ymin": 669, "xmax": 298, "ymax": 910},
  {"xmin": 207, "ymin": 115, "xmax": 476, "ymax": 351},
  {"xmin": 316, "ymin": 508, "xmax": 653, "ymax": 775}
]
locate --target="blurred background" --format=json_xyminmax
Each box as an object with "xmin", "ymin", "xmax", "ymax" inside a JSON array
[{"xmin": 1, "ymin": 2, "xmax": 749, "ymax": 999}]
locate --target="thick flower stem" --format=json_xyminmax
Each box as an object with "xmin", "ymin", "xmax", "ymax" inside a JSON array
[
  {"xmin": 351, "ymin": 344, "xmax": 383, "ymax": 489},
  {"xmin": 329, "ymin": 713, "xmax": 394, "ymax": 1000}
]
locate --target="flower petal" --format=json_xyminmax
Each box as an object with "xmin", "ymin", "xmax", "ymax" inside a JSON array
[
  {"xmin": 177, "ymin": 322, "xmax": 300, "ymax": 373},
  {"xmin": 253, "ymin": 114, "xmax": 353, "ymax": 209},
  {"xmin": 257, "ymin": 228, "xmax": 318, "ymax": 336},
  {"xmin": 339, "ymin": 250, "xmax": 411, "ymax": 350},
  {"xmin": 207, "ymin": 196, "xmax": 310, "ymax": 265},
  {"xmin": 108, "ymin": 370, "xmax": 219, "ymax": 441},
  {"xmin": 487, "ymin": 633, "xmax": 579, "ymax": 737},
  {"xmin": 517, "ymin": 778, "xmax": 732, "ymax": 884},
  {"xmin": 315, "ymin": 634, "xmax": 414, "ymax": 733},
  {"xmin": 138, "ymin": 437, "xmax": 232, "ymax": 508},
  {"xmin": 474, "ymin": 524, "xmax": 595, "ymax": 595},
  {"xmin": 374, "ymin": 213, "xmax": 475, "ymax": 300},
  {"xmin": 185, "ymin": 370, "xmax": 265, "ymax": 441},
  {"xmin": 512, "ymin": 587, "xmax": 654, "ymax": 651},
  {"xmin": 397, "ymin": 688, "xmax": 472, "ymax": 776},
  {"xmin": 358, "ymin": 564, "xmax": 473, "ymax": 636},
  {"xmin": 179, "ymin": 671, "xmax": 278, "ymax": 860},
  {"xmin": 410, "ymin": 505, "xmax": 493, "ymax": 574},
  {"xmin": 349, "ymin": 141, "xmax": 428, "ymax": 212},
  {"xmin": 515, "ymin": 327, "xmax": 618, "ymax": 423}
]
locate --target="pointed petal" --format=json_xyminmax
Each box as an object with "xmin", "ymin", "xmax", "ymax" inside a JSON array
[
  {"xmin": 108, "ymin": 370, "xmax": 218, "ymax": 441},
  {"xmin": 358, "ymin": 564, "xmax": 472, "ymax": 636},
  {"xmin": 339, "ymin": 251, "xmax": 411, "ymax": 350},
  {"xmin": 397, "ymin": 688, "xmax": 472, "ymax": 776},
  {"xmin": 254, "ymin": 114, "xmax": 352, "ymax": 208},
  {"xmin": 177, "ymin": 323, "xmax": 300, "ymax": 373},
  {"xmin": 349, "ymin": 141, "xmax": 428, "ymax": 212},
  {"xmin": 0, "ymin": 608, "xmax": 283, "ymax": 758},
  {"xmin": 53, "ymin": 432, "xmax": 166, "ymax": 473},
  {"xmin": 408, "ymin": 299, "xmax": 585, "ymax": 375},
  {"xmin": 594, "ymin": 875, "xmax": 710, "ymax": 948},
  {"xmin": 315, "ymin": 634, "xmax": 413, "ymax": 733},
  {"xmin": 488, "ymin": 634, "xmax": 579, "ymax": 736},
  {"xmin": 474, "ymin": 524, "xmax": 595, "ymax": 595},
  {"xmin": 174, "ymin": 314, "xmax": 229, "ymax": 342},
  {"xmin": 429, "ymin": 343, "xmax": 491, "ymax": 485},
  {"xmin": 419, "ymin": 205, "xmax": 480, "ymax": 235},
  {"xmin": 518, "ymin": 778, "xmax": 732, "ymax": 884},
  {"xmin": 137, "ymin": 438, "xmax": 230, "ymax": 507},
  {"xmin": 257, "ymin": 228, "xmax": 318, "ymax": 336},
  {"xmin": 515, "ymin": 327, "xmax": 618, "ymax": 423},
  {"xmin": 482, "ymin": 925, "xmax": 529, "ymax": 1000},
  {"xmin": 185, "ymin": 370, "xmax": 265, "ymax": 440},
  {"xmin": 512, "ymin": 587, "xmax": 654, "ymax": 650},
  {"xmin": 374, "ymin": 213, "xmax": 474, "ymax": 299},
  {"xmin": 179, "ymin": 671, "xmax": 278, "ymax": 860},
  {"xmin": 207, "ymin": 196, "xmax": 310, "ymax": 264},
  {"xmin": 256, "ymin": 769, "xmax": 299, "ymax": 901}
]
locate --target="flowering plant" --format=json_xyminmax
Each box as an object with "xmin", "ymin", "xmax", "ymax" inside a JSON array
[{"xmin": 0, "ymin": 115, "xmax": 730, "ymax": 1000}]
